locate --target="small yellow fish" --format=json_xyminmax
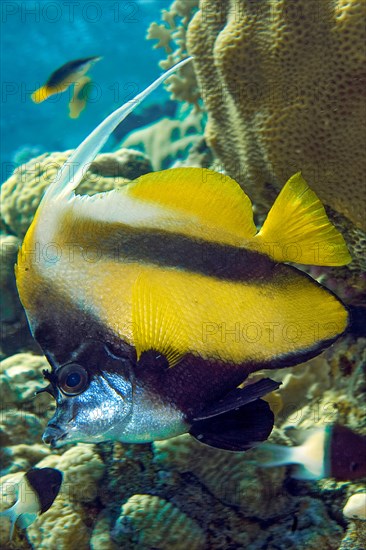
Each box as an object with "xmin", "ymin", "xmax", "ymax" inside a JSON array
[
  {"xmin": 31, "ymin": 56, "xmax": 101, "ymax": 103},
  {"xmin": 68, "ymin": 75, "xmax": 92, "ymax": 119},
  {"xmin": 16, "ymin": 57, "xmax": 351, "ymax": 452},
  {"xmin": 0, "ymin": 468, "xmax": 62, "ymax": 540}
]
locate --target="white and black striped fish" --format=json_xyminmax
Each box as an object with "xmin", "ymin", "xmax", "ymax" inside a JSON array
[{"xmin": 16, "ymin": 58, "xmax": 351, "ymax": 451}]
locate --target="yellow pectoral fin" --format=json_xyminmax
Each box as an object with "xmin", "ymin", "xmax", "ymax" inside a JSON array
[
  {"xmin": 132, "ymin": 272, "xmax": 188, "ymax": 368},
  {"xmin": 69, "ymin": 97, "xmax": 86, "ymax": 119},
  {"xmin": 127, "ymin": 168, "xmax": 258, "ymax": 243},
  {"xmin": 253, "ymin": 173, "xmax": 351, "ymax": 266}
]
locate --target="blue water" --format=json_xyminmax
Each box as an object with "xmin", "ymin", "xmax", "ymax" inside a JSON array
[{"xmin": 1, "ymin": 0, "xmax": 172, "ymax": 182}]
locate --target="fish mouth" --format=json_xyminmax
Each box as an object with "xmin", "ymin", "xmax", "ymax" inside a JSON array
[{"xmin": 42, "ymin": 424, "xmax": 68, "ymax": 448}]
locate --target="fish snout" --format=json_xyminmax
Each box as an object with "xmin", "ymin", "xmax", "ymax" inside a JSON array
[{"xmin": 42, "ymin": 424, "xmax": 67, "ymax": 448}]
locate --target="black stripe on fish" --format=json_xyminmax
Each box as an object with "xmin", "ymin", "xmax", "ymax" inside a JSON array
[
  {"xmin": 46, "ymin": 57, "xmax": 99, "ymax": 87},
  {"xmin": 25, "ymin": 468, "xmax": 63, "ymax": 514},
  {"xmin": 75, "ymin": 223, "xmax": 275, "ymax": 282}
]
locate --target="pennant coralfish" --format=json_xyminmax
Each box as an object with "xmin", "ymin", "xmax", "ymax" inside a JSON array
[
  {"xmin": 0, "ymin": 468, "xmax": 62, "ymax": 540},
  {"xmin": 256, "ymin": 424, "xmax": 366, "ymax": 480},
  {"xmin": 16, "ymin": 58, "xmax": 351, "ymax": 452},
  {"xmin": 31, "ymin": 56, "xmax": 101, "ymax": 104}
]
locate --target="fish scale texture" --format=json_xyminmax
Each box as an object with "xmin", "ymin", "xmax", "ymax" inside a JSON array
[{"xmin": 186, "ymin": 0, "xmax": 366, "ymax": 232}]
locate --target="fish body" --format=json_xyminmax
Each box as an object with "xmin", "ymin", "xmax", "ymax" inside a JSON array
[
  {"xmin": 0, "ymin": 468, "xmax": 62, "ymax": 539},
  {"xmin": 16, "ymin": 58, "xmax": 351, "ymax": 451},
  {"xmin": 31, "ymin": 56, "xmax": 101, "ymax": 103},
  {"xmin": 256, "ymin": 424, "xmax": 366, "ymax": 480}
]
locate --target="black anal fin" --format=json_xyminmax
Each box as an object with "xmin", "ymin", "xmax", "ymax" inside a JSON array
[
  {"xmin": 189, "ymin": 399, "xmax": 275, "ymax": 452},
  {"xmin": 193, "ymin": 378, "xmax": 281, "ymax": 421}
]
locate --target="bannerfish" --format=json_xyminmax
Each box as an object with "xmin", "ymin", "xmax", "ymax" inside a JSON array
[
  {"xmin": 0, "ymin": 468, "xmax": 63, "ymax": 539},
  {"xmin": 15, "ymin": 57, "xmax": 351, "ymax": 452},
  {"xmin": 31, "ymin": 56, "xmax": 101, "ymax": 104},
  {"xmin": 255, "ymin": 424, "xmax": 366, "ymax": 480},
  {"xmin": 68, "ymin": 75, "xmax": 93, "ymax": 119}
]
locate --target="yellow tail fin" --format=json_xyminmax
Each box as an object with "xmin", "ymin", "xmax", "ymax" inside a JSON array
[
  {"xmin": 254, "ymin": 173, "xmax": 351, "ymax": 266},
  {"xmin": 31, "ymin": 86, "xmax": 53, "ymax": 103}
]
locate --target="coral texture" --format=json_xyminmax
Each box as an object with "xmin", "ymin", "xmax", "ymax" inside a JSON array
[
  {"xmin": 121, "ymin": 109, "xmax": 205, "ymax": 170},
  {"xmin": 147, "ymin": 0, "xmax": 200, "ymax": 106},
  {"xmin": 0, "ymin": 353, "xmax": 49, "ymax": 406},
  {"xmin": 36, "ymin": 444, "xmax": 105, "ymax": 503},
  {"xmin": 113, "ymin": 494, "xmax": 206, "ymax": 549},
  {"xmin": 0, "ymin": 235, "xmax": 22, "ymax": 323},
  {"xmin": 26, "ymin": 495, "xmax": 90, "ymax": 550},
  {"xmin": 186, "ymin": 0, "xmax": 366, "ymax": 233},
  {"xmin": 0, "ymin": 148, "xmax": 152, "ymax": 238}
]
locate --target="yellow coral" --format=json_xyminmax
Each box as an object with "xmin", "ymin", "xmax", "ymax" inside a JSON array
[
  {"xmin": 114, "ymin": 494, "xmax": 206, "ymax": 549},
  {"xmin": 147, "ymin": 1, "xmax": 200, "ymax": 105},
  {"xmin": 187, "ymin": 0, "xmax": 366, "ymax": 233},
  {"xmin": 26, "ymin": 495, "xmax": 90, "ymax": 550},
  {"xmin": 90, "ymin": 513, "xmax": 118, "ymax": 550}
]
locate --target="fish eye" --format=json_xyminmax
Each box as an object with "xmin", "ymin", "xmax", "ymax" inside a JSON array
[{"xmin": 58, "ymin": 363, "xmax": 89, "ymax": 396}]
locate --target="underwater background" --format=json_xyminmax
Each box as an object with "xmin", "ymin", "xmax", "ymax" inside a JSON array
[{"xmin": 1, "ymin": 0, "xmax": 365, "ymax": 549}]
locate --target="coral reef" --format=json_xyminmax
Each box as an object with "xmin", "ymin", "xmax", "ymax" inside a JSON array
[
  {"xmin": 26, "ymin": 495, "xmax": 90, "ymax": 550},
  {"xmin": 147, "ymin": 1, "xmax": 200, "ymax": 106},
  {"xmin": 0, "ymin": 331, "xmax": 365, "ymax": 548},
  {"xmin": 0, "ymin": 235, "xmax": 22, "ymax": 324},
  {"xmin": 187, "ymin": 0, "xmax": 366, "ymax": 229},
  {"xmin": 36, "ymin": 444, "xmax": 105, "ymax": 504},
  {"xmin": 1, "ymin": 8, "xmax": 365, "ymax": 541},
  {"xmin": 185, "ymin": 0, "xmax": 366, "ymax": 298},
  {"xmin": 120, "ymin": 108, "xmax": 205, "ymax": 171},
  {"xmin": 0, "ymin": 353, "xmax": 50, "ymax": 406},
  {"xmin": 112, "ymin": 494, "xmax": 206, "ymax": 549},
  {"xmin": 0, "ymin": 148, "xmax": 152, "ymax": 239}
]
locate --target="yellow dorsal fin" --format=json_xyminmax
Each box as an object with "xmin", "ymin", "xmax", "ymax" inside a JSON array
[
  {"xmin": 254, "ymin": 173, "xmax": 351, "ymax": 266},
  {"xmin": 127, "ymin": 168, "xmax": 258, "ymax": 240},
  {"xmin": 132, "ymin": 273, "xmax": 188, "ymax": 368}
]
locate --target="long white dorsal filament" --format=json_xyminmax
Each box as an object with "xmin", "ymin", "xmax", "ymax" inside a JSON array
[{"xmin": 43, "ymin": 57, "xmax": 193, "ymax": 203}]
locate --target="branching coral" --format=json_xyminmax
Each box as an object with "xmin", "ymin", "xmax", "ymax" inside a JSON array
[{"xmin": 147, "ymin": 1, "xmax": 200, "ymax": 106}]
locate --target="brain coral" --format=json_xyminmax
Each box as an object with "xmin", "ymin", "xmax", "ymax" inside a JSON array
[
  {"xmin": 186, "ymin": 0, "xmax": 366, "ymax": 234},
  {"xmin": 26, "ymin": 495, "xmax": 90, "ymax": 550},
  {"xmin": 113, "ymin": 494, "xmax": 206, "ymax": 549},
  {"xmin": 0, "ymin": 148, "xmax": 152, "ymax": 238}
]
